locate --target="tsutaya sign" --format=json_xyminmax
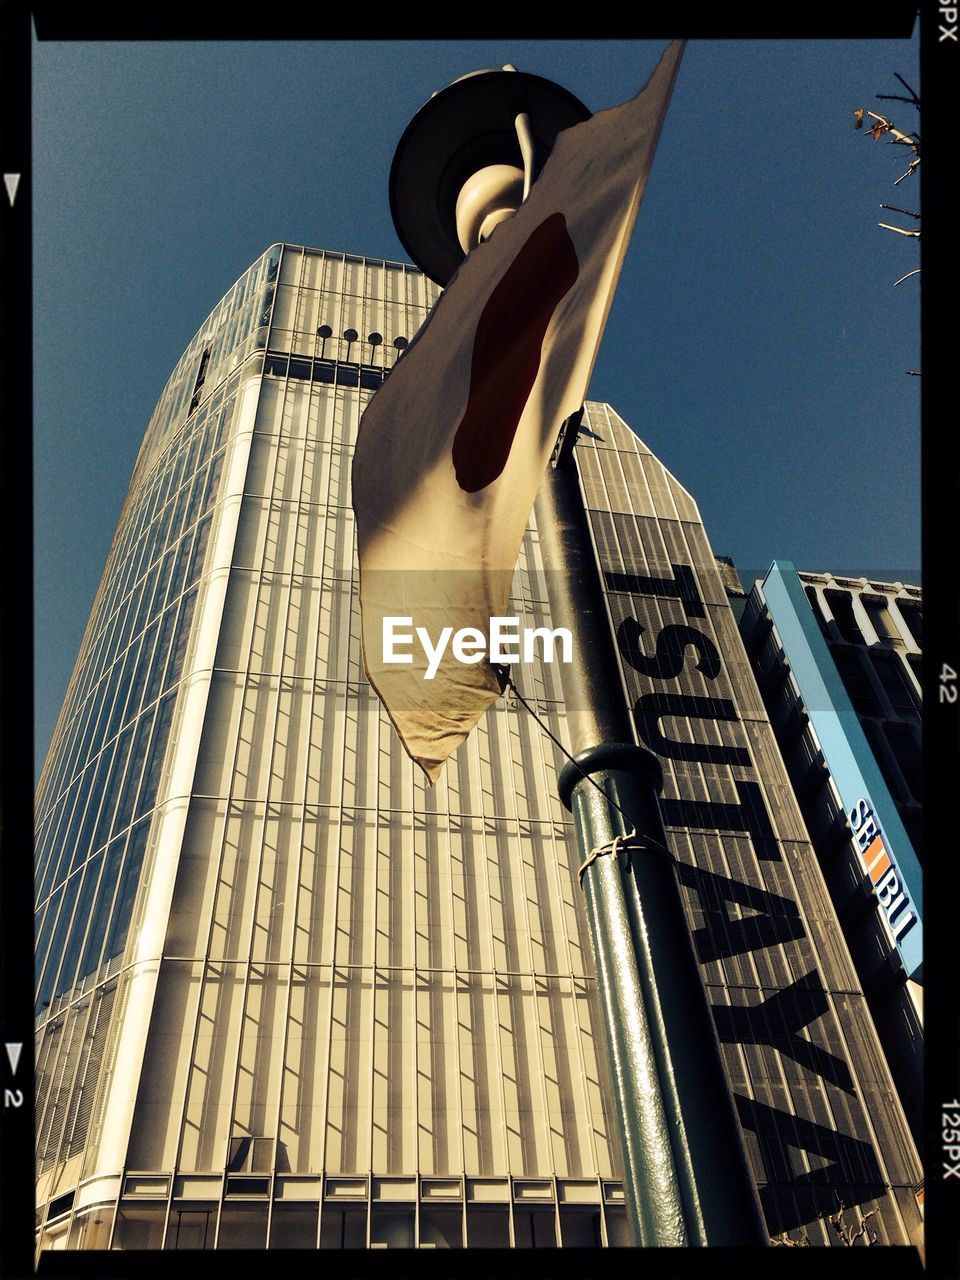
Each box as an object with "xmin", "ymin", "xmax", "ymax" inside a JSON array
[
  {"xmin": 850, "ymin": 797, "xmax": 918, "ymax": 946},
  {"xmin": 577, "ymin": 414, "xmax": 923, "ymax": 1239}
]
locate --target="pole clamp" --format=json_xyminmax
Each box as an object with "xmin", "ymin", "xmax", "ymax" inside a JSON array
[{"xmin": 577, "ymin": 829, "xmax": 673, "ymax": 887}]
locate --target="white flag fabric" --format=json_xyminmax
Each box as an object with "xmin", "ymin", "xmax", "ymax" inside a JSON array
[{"xmin": 353, "ymin": 42, "xmax": 684, "ymax": 781}]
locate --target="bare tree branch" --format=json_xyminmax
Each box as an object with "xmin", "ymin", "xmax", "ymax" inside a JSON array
[
  {"xmin": 865, "ymin": 111, "xmax": 920, "ymax": 151},
  {"xmin": 852, "ymin": 76, "xmax": 921, "ymax": 305},
  {"xmin": 893, "ymin": 158, "xmax": 921, "ymax": 186},
  {"xmin": 880, "ymin": 203, "xmax": 920, "ymax": 220},
  {"xmin": 823, "ymin": 1200, "xmax": 879, "ymax": 1246},
  {"xmin": 771, "ymin": 1231, "xmax": 811, "ymax": 1247},
  {"xmin": 894, "ymin": 71, "xmax": 921, "ymax": 109}
]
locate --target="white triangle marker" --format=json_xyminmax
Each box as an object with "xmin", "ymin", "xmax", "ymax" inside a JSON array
[
  {"xmin": 5, "ymin": 1043, "xmax": 22, "ymax": 1075},
  {"xmin": 4, "ymin": 174, "xmax": 21, "ymax": 207}
]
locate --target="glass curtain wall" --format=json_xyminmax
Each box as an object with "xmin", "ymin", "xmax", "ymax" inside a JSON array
[
  {"xmin": 34, "ymin": 246, "xmax": 283, "ymax": 1232},
  {"xmin": 36, "ymin": 246, "xmax": 629, "ymax": 1253}
]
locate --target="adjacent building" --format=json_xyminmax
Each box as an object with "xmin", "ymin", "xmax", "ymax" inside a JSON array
[
  {"xmin": 738, "ymin": 565, "xmax": 923, "ymax": 1146},
  {"xmin": 34, "ymin": 245, "xmax": 922, "ymax": 1255}
]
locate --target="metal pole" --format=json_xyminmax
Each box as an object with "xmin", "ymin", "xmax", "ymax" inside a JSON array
[
  {"xmin": 534, "ymin": 418, "xmax": 768, "ymax": 1247},
  {"xmin": 563, "ymin": 752, "xmax": 688, "ymax": 1246},
  {"xmin": 386, "ymin": 60, "xmax": 766, "ymax": 1248}
]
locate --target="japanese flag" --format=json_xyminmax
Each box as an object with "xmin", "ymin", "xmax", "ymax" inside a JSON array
[{"xmin": 353, "ymin": 42, "xmax": 684, "ymax": 781}]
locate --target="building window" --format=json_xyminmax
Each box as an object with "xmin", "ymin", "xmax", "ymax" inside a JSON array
[
  {"xmin": 269, "ymin": 1204, "xmax": 318, "ymax": 1249},
  {"xmin": 369, "ymin": 1207, "xmax": 413, "ymax": 1248},
  {"xmin": 193, "ymin": 347, "xmax": 210, "ymax": 389},
  {"xmin": 319, "ymin": 1206, "xmax": 366, "ymax": 1249},
  {"xmin": 165, "ymin": 1207, "xmax": 215, "ymax": 1250},
  {"xmin": 360, "ymin": 368, "xmax": 384, "ymax": 391},
  {"xmin": 883, "ymin": 721, "xmax": 922, "ymax": 803},
  {"xmin": 861, "ymin": 720, "xmax": 909, "ymax": 803},
  {"xmin": 803, "ymin": 586, "xmax": 831, "ymax": 639},
  {"xmin": 225, "ymin": 1177, "xmax": 270, "ymax": 1196},
  {"xmin": 603, "ymin": 1206, "xmax": 631, "ymax": 1246},
  {"xmin": 824, "ymin": 590, "xmax": 863, "ymax": 644},
  {"xmin": 829, "ymin": 646, "xmax": 883, "ymax": 717},
  {"xmin": 419, "ymin": 1206, "xmax": 463, "ymax": 1248},
  {"xmin": 217, "ymin": 1205, "xmax": 268, "ymax": 1249},
  {"xmin": 113, "ymin": 1203, "xmax": 165, "ymax": 1250},
  {"xmin": 189, "ymin": 348, "xmax": 211, "ymax": 413},
  {"xmin": 47, "ymin": 1191, "xmax": 75, "ymax": 1221},
  {"xmin": 862, "ymin": 597, "xmax": 898, "ymax": 643},
  {"xmin": 68, "ymin": 1208, "xmax": 114, "ymax": 1250},
  {"xmin": 513, "ymin": 1208, "xmax": 557, "ymax": 1248},
  {"xmin": 871, "ymin": 650, "xmax": 921, "ymax": 721},
  {"xmin": 897, "ymin": 600, "xmax": 922, "ymax": 646},
  {"xmin": 558, "ymin": 1207, "xmax": 602, "ymax": 1247},
  {"xmin": 465, "ymin": 1205, "xmax": 510, "ymax": 1248}
]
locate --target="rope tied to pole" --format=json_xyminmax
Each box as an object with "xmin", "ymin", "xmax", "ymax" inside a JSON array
[
  {"xmin": 496, "ymin": 667, "xmax": 675, "ymax": 889},
  {"xmin": 496, "ymin": 666, "xmax": 638, "ymax": 826},
  {"xmin": 577, "ymin": 829, "xmax": 673, "ymax": 887}
]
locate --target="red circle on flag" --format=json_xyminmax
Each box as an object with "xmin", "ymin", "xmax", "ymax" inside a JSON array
[{"xmin": 452, "ymin": 212, "xmax": 579, "ymax": 493}]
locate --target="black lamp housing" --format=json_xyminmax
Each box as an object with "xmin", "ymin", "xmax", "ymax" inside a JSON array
[{"xmin": 389, "ymin": 68, "xmax": 591, "ymax": 286}]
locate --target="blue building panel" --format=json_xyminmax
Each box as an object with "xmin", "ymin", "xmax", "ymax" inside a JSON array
[{"xmin": 760, "ymin": 562, "xmax": 922, "ymax": 980}]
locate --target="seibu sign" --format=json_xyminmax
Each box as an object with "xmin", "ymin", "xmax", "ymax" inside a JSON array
[{"xmin": 849, "ymin": 797, "xmax": 918, "ymax": 945}]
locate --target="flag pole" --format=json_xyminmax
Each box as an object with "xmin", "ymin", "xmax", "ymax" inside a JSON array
[{"xmin": 386, "ymin": 54, "xmax": 767, "ymax": 1247}]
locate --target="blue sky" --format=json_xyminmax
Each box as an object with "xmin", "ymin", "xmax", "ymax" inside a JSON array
[{"xmin": 32, "ymin": 33, "xmax": 921, "ymax": 776}]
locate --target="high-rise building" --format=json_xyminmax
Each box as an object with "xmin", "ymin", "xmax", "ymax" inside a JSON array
[
  {"xmin": 738, "ymin": 564, "xmax": 923, "ymax": 1145},
  {"xmin": 34, "ymin": 245, "xmax": 922, "ymax": 1256}
]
